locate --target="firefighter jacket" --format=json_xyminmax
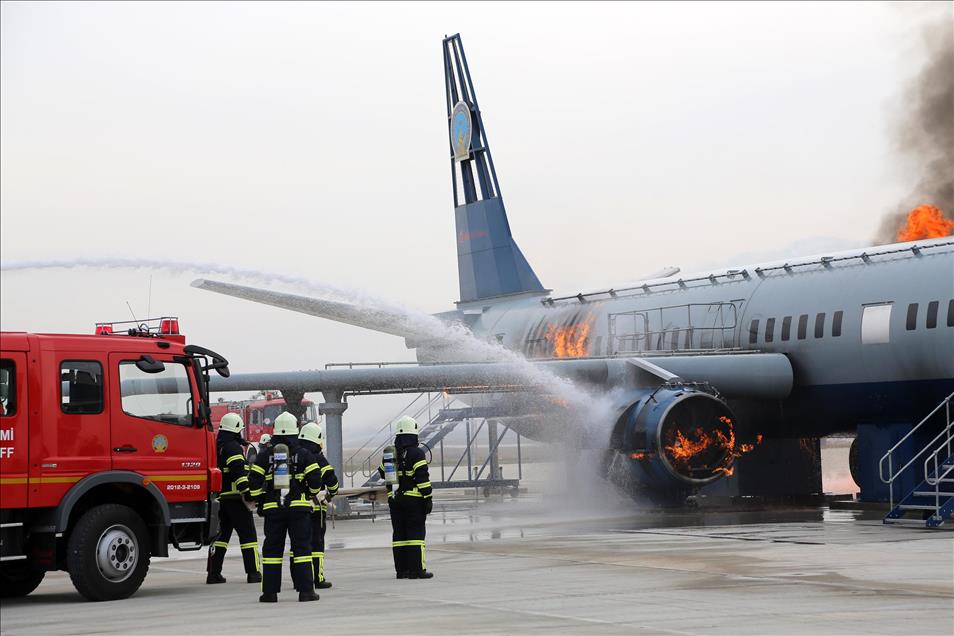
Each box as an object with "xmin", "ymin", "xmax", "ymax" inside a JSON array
[
  {"xmin": 217, "ymin": 430, "xmax": 250, "ymax": 499},
  {"xmin": 298, "ymin": 439, "xmax": 339, "ymax": 512},
  {"xmin": 248, "ymin": 435, "xmax": 327, "ymax": 512},
  {"xmin": 378, "ymin": 435, "xmax": 432, "ymax": 501}
]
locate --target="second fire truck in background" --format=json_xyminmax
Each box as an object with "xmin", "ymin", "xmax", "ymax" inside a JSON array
[{"xmin": 210, "ymin": 392, "xmax": 318, "ymax": 442}]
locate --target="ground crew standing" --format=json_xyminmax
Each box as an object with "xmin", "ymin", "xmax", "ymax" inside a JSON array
[
  {"xmin": 297, "ymin": 422, "xmax": 339, "ymax": 590},
  {"xmin": 207, "ymin": 413, "xmax": 261, "ymax": 585},
  {"xmin": 379, "ymin": 416, "xmax": 434, "ymax": 579},
  {"xmin": 248, "ymin": 411, "xmax": 322, "ymax": 602}
]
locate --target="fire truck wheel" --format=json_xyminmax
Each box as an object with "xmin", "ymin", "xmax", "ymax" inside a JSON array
[
  {"xmin": 0, "ymin": 561, "xmax": 45, "ymax": 597},
  {"xmin": 67, "ymin": 504, "xmax": 151, "ymax": 602}
]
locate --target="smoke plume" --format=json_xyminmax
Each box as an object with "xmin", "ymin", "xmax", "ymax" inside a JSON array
[{"xmin": 875, "ymin": 7, "xmax": 954, "ymax": 244}]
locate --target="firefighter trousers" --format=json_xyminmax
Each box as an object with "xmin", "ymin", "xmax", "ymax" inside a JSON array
[
  {"xmin": 390, "ymin": 496, "xmax": 427, "ymax": 575},
  {"xmin": 261, "ymin": 506, "xmax": 313, "ymax": 594},
  {"xmin": 288, "ymin": 508, "xmax": 328, "ymax": 587},
  {"xmin": 207, "ymin": 497, "xmax": 259, "ymax": 576},
  {"xmin": 311, "ymin": 507, "xmax": 328, "ymax": 583}
]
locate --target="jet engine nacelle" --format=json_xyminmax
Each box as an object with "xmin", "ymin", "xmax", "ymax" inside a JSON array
[{"xmin": 606, "ymin": 385, "xmax": 739, "ymax": 501}]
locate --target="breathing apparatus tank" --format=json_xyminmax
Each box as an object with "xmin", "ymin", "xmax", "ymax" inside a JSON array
[
  {"xmin": 272, "ymin": 443, "xmax": 291, "ymax": 491},
  {"xmin": 382, "ymin": 445, "xmax": 398, "ymax": 492}
]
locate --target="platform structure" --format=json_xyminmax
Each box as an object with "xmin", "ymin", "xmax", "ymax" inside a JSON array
[{"xmin": 344, "ymin": 390, "xmax": 523, "ymax": 500}]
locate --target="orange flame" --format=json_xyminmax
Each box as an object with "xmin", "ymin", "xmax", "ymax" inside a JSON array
[
  {"xmin": 663, "ymin": 416, "xmax": 763, "ymax": 475},
  {"xmin": 545, "ymin": 316, "xmax": 593, "ymax": 358},
  {"xmin": 897, "ymin": 205, "xmax": 954, "ymax": 242}
]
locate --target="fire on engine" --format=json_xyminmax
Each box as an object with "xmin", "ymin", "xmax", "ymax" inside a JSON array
[{"xmin": 0, "ymin": 318, "xmax": 227, "ymax": 601}]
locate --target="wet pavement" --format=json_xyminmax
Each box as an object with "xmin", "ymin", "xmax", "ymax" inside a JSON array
[{"xmin": 2, "ymin": 499, "xmax": 952, "ymax": 635}]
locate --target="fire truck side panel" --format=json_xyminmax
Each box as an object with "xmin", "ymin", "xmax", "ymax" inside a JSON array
[
  {"xmin": 29, "ymin": 347, "xmax": 111, "ymax": 509},
  {"xmin": 0, "ymin": 351, "xmax": 29, "ymax": 508},
  {"xmin": 108, "ymin": 353, "xmax": 210, "ymax": 503}
]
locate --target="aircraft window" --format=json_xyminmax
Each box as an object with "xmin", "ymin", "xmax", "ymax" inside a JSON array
[
  {"xmin": 781, "ymin": 316, "xmax": 792, "ymax": 341},
  {"xmin": 906, "ymin": 303, "xmax": 918, "ymax": 331},
  {"xmin": 814, "ymin": 313, "xmax": 825, "ymax": 338},
  {"xmin": 948, "ymin": 300, "xmax": 954, "ymax": 327},
  {"xmin": 926, "ymin": 301, "xmax": 938, "ymax": 329},
  {"xmin": 749, "ymin": 319, "xmax": 760, "ymax": 344},
  {"xmin": 862, "ymin": 303, "xmax": 892, "ymax": 344},
  {"xmin": 832, "ymin": 311, "xmax": 844, "ymax": 337},
  {"xmin": 684, "ymin": 329, "xmax": 692, "ymax": 350},
  {"xmin": 670, "ymin": 329, "xmax": 680, "ymax": 351},
  {"xmin": 797, "ymin": 315, "xmax": 808, "ymax": 340},
  {"xmin": 594, "ymin": 335, "xmax": 603, "ymax": 356},
  {"xmin": 765, "ymin": 318, "xmax": 775, "ymax": 343},
  {"xmin": 61, "ymin": 360, "xmax": 104, "ymax": 415}
]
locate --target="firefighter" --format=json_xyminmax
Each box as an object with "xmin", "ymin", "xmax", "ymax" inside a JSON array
[
  {"xmin": 248, "ymin": 411, "xmax": 323, "ymax": 602},
  {"xmin": 297, "ymin": 422, "xmax": 338, "ymax": 590},
  {"xmin": 207, "ymin": 413, "xmax": 261, "ymax": 585},
  {"xmin": 379, "ymin": 416, "xmax": 434, "ymax": 579}
]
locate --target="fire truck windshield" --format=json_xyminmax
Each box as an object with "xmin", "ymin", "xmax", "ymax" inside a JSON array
[{"xmin": 262, "ymin": 403, "xmax": 317, "ymax": 424}]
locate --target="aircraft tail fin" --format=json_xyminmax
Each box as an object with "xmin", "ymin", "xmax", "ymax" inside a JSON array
[{"xmin": 443, "ymin": 34, "xmax": 546, "ymax": 304}]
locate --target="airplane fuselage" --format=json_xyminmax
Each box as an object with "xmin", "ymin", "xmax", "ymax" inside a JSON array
[{"xmin": 431, "ymin": 238, "xmax": 954, "ymax": 438}]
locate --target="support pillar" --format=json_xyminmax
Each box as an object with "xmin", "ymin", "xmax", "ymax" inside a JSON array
[
  {"xmin": 488, "ymin": 419, "xmax": 500, "ymax": 482},
  {"xmin": 280, "ymin": 389, "xmax": 306, "ymax": 424},
  {"xmin": 320, "ymin": 393, "xmax": 349, "ymax": 515}
]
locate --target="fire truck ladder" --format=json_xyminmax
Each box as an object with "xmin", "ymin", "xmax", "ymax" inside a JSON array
[
  {"xmin": 880, "ymin": 392, "xmax": 954, "ymax": 528},
  {"xmin": 348, "ymin": 394, "xmax": 522, "ymax": 496}
]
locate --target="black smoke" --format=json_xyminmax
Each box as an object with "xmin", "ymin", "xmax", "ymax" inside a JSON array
[{"xmin": 875, "ymin": 7, "xmax": 954, "ymax": 244}]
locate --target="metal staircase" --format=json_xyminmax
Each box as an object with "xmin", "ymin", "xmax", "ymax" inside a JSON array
[
  {"xmin": 879, "ymin": 392, "xmax": 954, "ymax": 528},
  {"xmin": 344, "ymin": 393, "xmax": 523, "ymax": 495}
]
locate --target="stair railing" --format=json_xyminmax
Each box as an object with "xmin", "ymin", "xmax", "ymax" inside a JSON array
[
  {"xmin": 922, "ymin": 398, "xmax": 954, "ymax": 516},
  {"xmin": 879, "ymin": 392, "xmax": 954, "ymax": 512}
]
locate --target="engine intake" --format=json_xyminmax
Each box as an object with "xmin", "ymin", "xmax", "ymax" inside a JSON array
[{"xmin": 611, "ymin": 385, "xmax": 740, "ymax": 497}]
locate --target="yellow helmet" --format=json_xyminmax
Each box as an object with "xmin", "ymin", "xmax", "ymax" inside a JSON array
[
  {"xmin": 220, "ymin": 412, "xmax": 244, "ymax": 433},
  {"xmin": 394, "ymin": 415, "xmax": 419, "ymax": 436},
  {"xmin": 273, "ymin": 411, "xmax": 299, "ymax": 436},
  {"xmin": 298, "ymin": 422, "xmax": 324, "ymax": 446}
]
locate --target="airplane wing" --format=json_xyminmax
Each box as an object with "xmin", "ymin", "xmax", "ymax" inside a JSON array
[
  {"xmin": 191, "ymin": 278, "xmax": 438, "ymax": 340},
  {"xmin": 208, "ymin": 354, "xmax": 793, "ymax": 401}
]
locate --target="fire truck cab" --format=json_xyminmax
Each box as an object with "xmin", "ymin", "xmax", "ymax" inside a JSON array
[
  {"xmin": 0, "ymin": 318, "xmax": 227, "ymax": 601},
  {"xmin": 211, "ymin": 392, "xmax": 318, "ymax": 442}
]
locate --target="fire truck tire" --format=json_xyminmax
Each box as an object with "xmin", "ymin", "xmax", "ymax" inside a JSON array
[
  {"xmin": 67, "ymin": 504, "xmax": 151, "ymax": 602},
  {"xmin": 0, "ymin": 561, "xmax": 46, "ymax": 597}
]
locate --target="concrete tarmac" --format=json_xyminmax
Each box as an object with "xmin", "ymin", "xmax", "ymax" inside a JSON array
[{"xmin": 1, "ymin": 500, "xmax": 952, "ymax": 635}]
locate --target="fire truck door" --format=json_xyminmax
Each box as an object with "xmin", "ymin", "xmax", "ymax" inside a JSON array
[
  {"xmin": 109, "ymin": 354, "xmax": 208, "ymax": 503},
  {"xmin": 0, "ymin": 353, "xmax": 28, "ymax": 508}
]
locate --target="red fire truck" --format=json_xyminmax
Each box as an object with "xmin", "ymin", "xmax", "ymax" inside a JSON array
[
  {"xmin": 0, "ymin": 318, "xmax": 227, "ymax": 601},
  {"xmin": 211, "ymin": 392, "xmax": 318, "ymax": 442}
]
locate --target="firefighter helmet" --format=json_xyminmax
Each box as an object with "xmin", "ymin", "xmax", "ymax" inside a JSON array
[
  {"xmin": 394, "ymin": 415, "xmax": 419, "ymax": 436},
  {"xmin": 220, "ymin": 412, "xmax": 244, "ymax": 433},
  {"xmin": 273, "ymin": 411, "xmax": 299, "ymax": 436},
  {"xmin": 299, "ymin": 422, "xmax": 324, "ymax": 446},
  {"xmin": 259, "ymin": 434, "xmax": 271, "ymax": 445}
]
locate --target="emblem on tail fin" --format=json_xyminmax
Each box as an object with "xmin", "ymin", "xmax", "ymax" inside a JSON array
[{"xmin": 451, "ymin": 101, "xmax": 472, "ymax": 161}]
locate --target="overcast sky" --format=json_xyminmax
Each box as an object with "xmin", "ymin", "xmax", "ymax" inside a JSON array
[{"xmin": 1, "ymin": 2, "xmax": 948, "ymax": 443}]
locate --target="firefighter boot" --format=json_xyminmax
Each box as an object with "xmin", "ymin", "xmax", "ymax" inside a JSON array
[
  {"xmin": 409, "ymin": 571, "xmax": 434, "ymax": 579},
  {"xmin": 206, "ymin": 573, "xmax": 227, "ymax": 584},
  {"xmin": 316, "ymin": 580, "xmax": 332, "ymax": 589},
  {"xmin": 247, "ymin": 572, "xmax": 262, "ymax": 584},
  {"xmin": 298, "ymin": 590, "xmax": 319, "ymax": 602},
  {"xmin": 259, "ymin": 593, "xmax": 277, "ymax": 603}
]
